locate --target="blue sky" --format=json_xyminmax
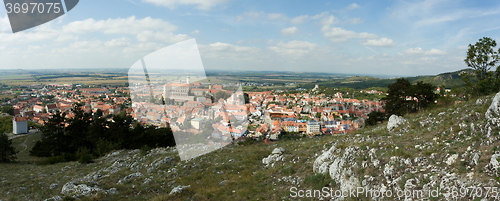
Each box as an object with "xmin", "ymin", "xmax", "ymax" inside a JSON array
[{"xmin": 1, "ymin": 0, "xmax": 500, "ymax": 76}]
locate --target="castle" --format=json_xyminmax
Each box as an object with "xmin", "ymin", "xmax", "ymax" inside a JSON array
[{"xmin": 163, "ymin": 75, "xmax": 195, "ymax": 101}]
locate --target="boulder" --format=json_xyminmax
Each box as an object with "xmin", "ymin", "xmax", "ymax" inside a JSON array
[
  {"xmin": 485, "ymin": 154, "xmax": 500, "ymax": 176},
  {"xmin": 117, "ymin": 172, "xmax": 144, "ymax": 184},
  {"xmin": 169, "ymin": 185, "xmax": 190, "ymax": 195},
  {"xmin": 313, "ymin": 146, "xmax": 336, "ymax": 174},
  {"xmin": 106, "ymin": 188, "xmax": 119, "ymax": 195},
  {"xmin": 61, "ymin": 182, "xmax": 102, "ymax": 197},
  {"xmin": 147, "ymin": 157, "xmax": 173, "ymax": 173},
  {"xmin": 486, "ymin": 92, "xmax": 500, "ymax": 123},
  {"xmin": 445, "ymin": 154, "xmax": 458, "ymax": 166},
  {"xmin": 262, "ymin": 147, "xmax": 285, "ymax": 167},
  {"xmin": 387, "ymin": 115, "xmax": 408, "ymax": 132},
  {"xmin": 272, "ymin": 147, "xmax": 285, "ymax": 155}
]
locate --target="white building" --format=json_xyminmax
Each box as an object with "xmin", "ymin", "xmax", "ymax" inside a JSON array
[
  {"xmin": 306, "ymin": 120, "xmax": 320, "ymax": 134},
  {"xmin": 13, "ymin": 117, "xmax": 28, "ymax": 134}
]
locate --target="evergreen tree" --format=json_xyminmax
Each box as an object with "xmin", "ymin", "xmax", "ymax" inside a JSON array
[{"xmin": 0, "ymin": 133, "xmax": 17, "ymax": 162}]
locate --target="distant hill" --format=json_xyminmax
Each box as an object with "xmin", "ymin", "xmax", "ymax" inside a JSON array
[{"xmin": 300, "ymin": 69, "xmax": 473, "ymax": 90}]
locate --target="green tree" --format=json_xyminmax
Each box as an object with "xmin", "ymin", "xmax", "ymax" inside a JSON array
[
  {"xmin": 1, "ymin": 105, "xmax": 14, "ymax": 115},
  {"xmin": 365, "ymin": 111, "xmax": 386, "ymax": 126},
  {"xmin": 383, "ymin": 78, "xmax": 412, "ymax": 116},
  {"xmin": 383, "ymin": 78, "xmax": 437, "ymax": 116},
  {"xmin": 465, "ymin": 37, "xmax": 500, "ymax": 81},
  {"xmin": 0, "ymin": 133, "xmax": 17, "ymax": 162}
]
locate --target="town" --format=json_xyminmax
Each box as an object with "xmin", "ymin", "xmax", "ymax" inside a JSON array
[{"xmin": 1, "ymin": 74, "xmax": 385, "ymax": 144}]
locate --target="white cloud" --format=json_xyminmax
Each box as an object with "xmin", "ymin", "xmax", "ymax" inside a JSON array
[
  {"xmin": 141, "ymin": 0, "xmax": 229, "ymax": 10},
  {"xmin": 123, "ymin": 42, "xmax": 165, "ymax": 54},
  {"xmin": 191, "ymin": 30, "xmax": 201, "ymax": 35},
  {"xmin": 0, "ymin": 30, "xmax": 59, "ymax": 43},
  {"xmin": 62, "ymin": 16, "xmax": 177, "ymax": 35},
  {"xmin": 347, "ymin": 3, "xmax": 360, "ymax": 10},
  {"xmin": 54, "ymin": 34, "xmax": 79, "ymax": 43},
  {"xmin": 69, "ymin": 40, "xmax": 105, "ymax": 53},
  {"xmin": 280, "ymin": 26, "xmax": 300, "ymax": 36},
  {"xmin": 347, "ymin": 18, "xmax": 363, "ymax": 24},
  {"xmin": 104, "ymin": 37, "xmax": 132, "ymax": 48},
  {"xmin": 221, "ymin": 28, "xmax": 230, "ymax": 31},
  {"xmin": 267, "ymin": 40, "xmax": 318, "ymax": 56},
  {"xmin": 267, "ymin": 13, "xmax": 288, "ymax": 21},
  {"xmin": 201, "ymin": 42, "xmax": 260, "ymax": 53},
  {"xmin": 361, "ymin": 38, "xmax": 396, "ymax": 47},
  {"xmin": 136, "ymin": 31, "xmax": 191, "ymax": 43},
  {"xmin": 311, "ymin": 12, "xmax": 329, "ymax": 20},
  {"xmin": 320, "ymin": 15, "xmax": 338, "ymax": 26},
  {"xmin": 199, "ymin": 42, "xmax": 261, "ymax": 60},
  {"xmin": 0, "ymin": 15, "xmax": 11, "ymax": 32},
  {"xmin": 400, "ymin": 47, "xmax": 447, "ymax": 55},
  {"xmin": 321, "ymin": 26, "xmax": 378, "ymax": 42},
  {"xmin": 290, "ymin": 15, "xmax": 309, "ymax": 24}
]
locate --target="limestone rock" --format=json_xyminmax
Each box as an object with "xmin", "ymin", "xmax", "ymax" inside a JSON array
[
  {"xmin": 445, "ymin": 154, "xmax": 458, "ymax": 166},
  {"xmin": 117, "ymin": 172, "xmax": 144, "ymax": 184},
  {"xmin": 61, "ymin": 182, "xmax": 102, "ymax": 197},
  {"xmin": 169, "ymin": 185, "xmax": 190, "ymax": 195},
  {"xmin": 272, "ymin": 147, "xmax": 285, "ymax": 155},
  {"xmin": 387, "ymin": 115, "xmax": 408, "ymax": 132}
]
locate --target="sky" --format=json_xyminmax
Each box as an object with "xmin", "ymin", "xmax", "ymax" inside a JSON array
[{"xmin": 1, "ymin": 0, "xmax": 500, "ymax": 76}]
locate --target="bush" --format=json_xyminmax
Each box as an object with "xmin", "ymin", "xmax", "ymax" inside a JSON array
[
  {"xmin": 305, "ymin": 174, "xmax": 334, "ymax": 190},
  {"xmin": 237, "ymin": 137, "xmax": 257, "ymax": 146},
  {"xmin": 77, "ymin": 148, "xmax": 93, "ymax": 164},
  {"xmin": 140, "ymin": 145, "xmax": 151, "ymax": 156},
  {"xmin": 44, "ymin": 156, "xmax": 66, "ymax": 164},
  {"xmin": 95, "ymin": 138, "xmax": 120, "ymax": 157}
]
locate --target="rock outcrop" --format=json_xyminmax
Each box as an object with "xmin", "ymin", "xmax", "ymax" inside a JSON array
[
  {"xmin": 262, "ymin": 147, "xmax": 285, "ymax": 167},
  {"xmin": 387, "ymin": 114, "xmax": 408, "ymax": 132}
]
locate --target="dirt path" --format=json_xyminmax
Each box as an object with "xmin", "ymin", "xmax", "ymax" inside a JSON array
[{"xmin": 17, "ymin": 134, "xmax": 30, "ymax": 154}]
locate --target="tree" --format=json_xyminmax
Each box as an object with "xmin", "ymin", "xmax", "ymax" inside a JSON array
[
  {"xmin": 94, "ymin": 109, "xmax": 103, "ymax": 118},
  {"xmin": 465, "ymin": 37, "xmax": 500, "ymax": 81},
  {"xmin": 0, "ymin": 133, "xmax": 17, "ymax": 162},
  {"xmin": 365, "ymin": 111, "xmax": 386, "ymax": 126},
  {"xmin": 383, "ymin": 78, "xmax": 412, "ymax": 116},
  {"xmin": 383, "ymin": 78, "xmax": 438, "ymax": 116},
  {"xmin": 1, "ymin": 105, "xmax": 14, "ymax": 115}
]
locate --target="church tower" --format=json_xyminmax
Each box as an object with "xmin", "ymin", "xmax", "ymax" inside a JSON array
[{"xmin": 187, "ymin": 74, "xmax": 190, "ymax": 84}]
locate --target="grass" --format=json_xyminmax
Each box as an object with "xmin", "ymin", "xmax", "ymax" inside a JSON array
[
  {"xmin": 2, "ymin": 95, "xmax": 500, "ymax": 200},
  {"xmin": 0, "ymin": 94, "xmax": 16, "ymax": 99}
]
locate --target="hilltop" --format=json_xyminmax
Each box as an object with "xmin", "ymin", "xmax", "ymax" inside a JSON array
[
  {"xmin": 2, "ymin": 91, "xmax": 500, "ymax": 200},
  {"xmin": 299, "ymin": 69, "xmax": 472, "ymax": 90}
]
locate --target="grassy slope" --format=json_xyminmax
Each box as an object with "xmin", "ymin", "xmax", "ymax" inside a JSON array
[{"xmin": 1, "ymin": 94, "xmax": 498, "ymax": 200}]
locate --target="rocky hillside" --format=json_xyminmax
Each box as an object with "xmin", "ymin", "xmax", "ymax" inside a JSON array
[{"xmin": 3, "ymin": 92, "xmax": 500, "ymax": 200}]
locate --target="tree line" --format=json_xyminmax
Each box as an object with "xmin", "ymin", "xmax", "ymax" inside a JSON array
[{"xmin": 29, "ymin": 103, "xmax": 175, "ymax": 163}]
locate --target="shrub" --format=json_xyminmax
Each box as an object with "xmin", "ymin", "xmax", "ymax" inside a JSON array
[
  {"xmin": 140, "ymin": 145, "xmax": 151, "ymax": 156},
  {"xmin": 237, "ymin": 137, "xmax": 257, "ymax": 146},
  {"xmin": 305, "ymin": 174, "xmax": 334, "ymax": 190},
  {"xmin": 77, "ymin": 148, "xmax": 93, "ymax": 164},
  {"xmin": 44, "ymin": 156, "xmax": 66, "ymax": 164}
]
